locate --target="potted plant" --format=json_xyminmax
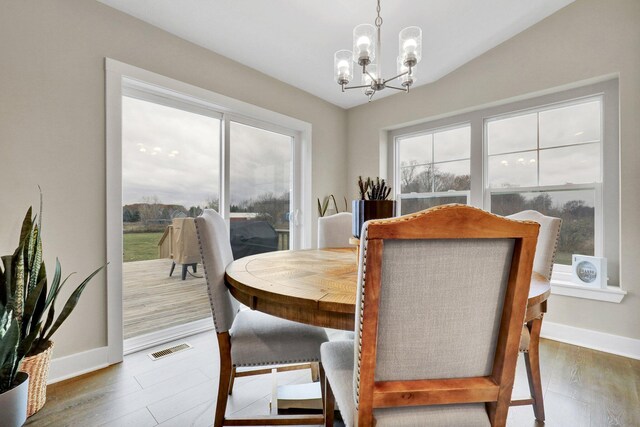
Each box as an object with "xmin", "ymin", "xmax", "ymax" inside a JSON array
[
  {"xmin": 317, "ymin": 195, "xmax": 349, "ymax": 217},
  {"xmin": 352, "ymin": 176, "xmax": 396, "ymax": 238},
  {"xmin": 0, "ymin": 199, "xmax": 104, "ymax": 417},
  {"xmin": 0, "ymin": 263, "xmax": 31, "ymax": 427}
]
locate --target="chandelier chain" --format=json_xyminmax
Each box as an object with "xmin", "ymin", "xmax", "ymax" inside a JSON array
[{"xmin": 375, "ymin": 0, "xmax": 383, "ymax": 28}]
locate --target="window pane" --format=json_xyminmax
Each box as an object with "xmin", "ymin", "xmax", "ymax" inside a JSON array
[
  {"xmin": 433, "ymin": 126, "xmax": 470, "ymax": 162},
  {"xmin": 122, "ymin": 96, "xmax": 220, "ymax": 262},
  {"xmin": 399, "ymin": 134, "xmax": 432, "ymax": 166},
  {"xmin": 400, "ymin": 195, "xmax": 468, "ymax": 215},
  {"xmin": 539, "ymin": 143, "xmax": 600, "ymax": 186},
  {"xmin": 487, "ymin": 151, "xmax": 537, "ymax": 188},
  {"xmin": 230, "ymin": 122, "xmax": 291, "ymax": 259},
  {"xmin": 540, "ymin": 100, "xmax": 600, "ymax": 148},
  {"xmin": 400, "ymin": 164, "xmax": 432, "ymax": 193},
  {"xmin": 491, "ymin": 189, "xmax": 595, "ymax": 264},
  {"xmin": 433, "ymin": 160, "xmax": 471, "ymax": 191},
  {"xmin": 487, "ymin": 113, "xmax": 537, "ymax": 155}
]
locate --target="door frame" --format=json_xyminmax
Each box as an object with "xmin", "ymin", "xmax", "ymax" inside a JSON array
[{"xmin": 105, "ymin": 58, "xmax": 312, "ymax": 363}]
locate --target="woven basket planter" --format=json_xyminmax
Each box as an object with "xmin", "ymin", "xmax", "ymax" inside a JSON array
[{"xmin": 19, "ymin": 340, "xmax": 54, "ymax": 417}]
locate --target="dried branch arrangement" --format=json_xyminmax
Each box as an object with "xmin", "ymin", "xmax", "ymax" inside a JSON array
[{"xmin": 357, "ymin": 176, "xmax": 391, "ymax": 201}]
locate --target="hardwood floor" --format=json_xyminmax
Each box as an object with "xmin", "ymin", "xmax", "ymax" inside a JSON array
[
  {"xmin": 25, "ymin": 333, "xmax": 639, "ymax": 426},
  {"xmin": 123, "ymin": 259, "xmax": 211, "ymax": 339}
]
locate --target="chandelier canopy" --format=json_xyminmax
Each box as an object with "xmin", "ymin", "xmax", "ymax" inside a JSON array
[{"xmin": 334, "ymin": 0, "xmax": 422, "ymax": 101}]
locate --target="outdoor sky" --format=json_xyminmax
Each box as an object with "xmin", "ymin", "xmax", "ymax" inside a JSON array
[
  {"xmin": 123, "ymin": 95, "xmax": 599, "ymax": 210},
  {"xmin": 122, "ymin": 96, "xmax": 291, "ymax": 208}
]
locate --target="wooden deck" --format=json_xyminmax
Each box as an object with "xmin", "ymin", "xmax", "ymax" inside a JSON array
[{"xmin": 123, "ymin": 259, "xmax": 211, "ymax": 340}]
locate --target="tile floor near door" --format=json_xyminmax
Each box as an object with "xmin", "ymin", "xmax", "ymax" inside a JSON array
[{"xmin": 26, "ymin": 331, "xmax": 640, "ymax": 427}]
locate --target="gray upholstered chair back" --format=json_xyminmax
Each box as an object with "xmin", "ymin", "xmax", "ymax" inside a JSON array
[
  {"xmin": 507, "ymin": 210, "xmax": 562, "ymax": 280},
  {"xmin": 354, "ymin": 222, "xmax": 515, "ymax": 394},
  {"xmin": 318, "ymin": 212, "xmax": 353, "ymax": 249},
  {"xmin": 194, "ymin": 209, "xmax": 240, "ymax": 333}
]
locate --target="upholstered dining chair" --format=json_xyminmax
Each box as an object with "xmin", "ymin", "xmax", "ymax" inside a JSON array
[
  {"xmin": 318, "ymin": 212, "xmax": 353, "ymax": 249},
  {"xmin": 320, "ymin": 205, "xmax": 540, "ymax": 427},
  {"xmin": 195, "ymin": 209, "xmax": 329, "ymax": 427},
  {"xmin": 507, "ymin": 210, "xmax": 562, "ymax": 421}
]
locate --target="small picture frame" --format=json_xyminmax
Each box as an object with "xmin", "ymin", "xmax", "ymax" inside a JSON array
[{"xmin": 572, "ymin": 255, "xmax": 607, "ymax": 289}]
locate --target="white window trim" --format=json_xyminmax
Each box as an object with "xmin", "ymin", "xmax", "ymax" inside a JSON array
[
  {"xmin": 388, "ymin": 79, "xmax": 623, "ymax": 304},
  {"xmin": 105, "ymin": 58, "xmax": 312, "ymax": 363}
]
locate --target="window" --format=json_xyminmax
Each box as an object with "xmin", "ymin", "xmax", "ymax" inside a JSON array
[
  {"xmin": 119, "ymin": 78, "xmax": 308, "ymax": 255},
  {"xmin": 390, "ymin": 80, "xmax": 620, "ymax": 288},
  {"xmin": 486, "ymin": 99, "xmax": 602, "ymax": 266},
  {"xmin": 396, "ymin": 124, "xmax": 471, "ymax": 214}
]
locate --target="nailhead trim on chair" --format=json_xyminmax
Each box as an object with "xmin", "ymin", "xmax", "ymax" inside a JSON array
[
  {"xmin": 367, "ymin": 204, "xmax": 539, "ymax": 227},
  {"xmin": 194, "ymin": 219, "xmax": 222, "ymax": 332},
  {"xmin": 234, "ymin": 357, "xmax": 321, "ymax": 368},
  {"xmin": 354, "ymin": 225, "xmax": 369, "ymax": 409},
  {"xmin": 547, "ymin": 219, "xmax": 563, "ymax": 281}
]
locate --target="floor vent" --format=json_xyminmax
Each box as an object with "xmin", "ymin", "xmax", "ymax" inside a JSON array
[{"xmin": 148, "ymin": 343, "xmax": 192, "ymax": 360}]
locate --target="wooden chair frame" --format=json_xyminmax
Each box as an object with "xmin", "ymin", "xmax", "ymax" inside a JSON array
[
  {"xmin": 324, "ymin": 205, "xmax": 539, "ymax": 427},
  {"xmin": 214, "ymin": 332, "xmax": 325, "ymax": 426}
]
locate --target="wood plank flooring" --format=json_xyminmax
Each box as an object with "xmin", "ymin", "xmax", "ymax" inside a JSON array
[
  {"xmin": 25, "ymin": 333, "xmax": 640, "ymax": 426},
  {"xmin": 123, "ymin": 259, "xmax": 211, "ymax": 339}
]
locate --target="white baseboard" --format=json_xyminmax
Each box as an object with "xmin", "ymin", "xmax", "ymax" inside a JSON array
[
  {"xmin": 541, "ymin": 321, "xmax": 640, "ymax": 360},
  {"xmin": 48, "ymin": 346, "xmax": 110, "ymax": 384},
  {"xmin": 123, "ymin": 317, "xmax": 214, "ymax": 355}
]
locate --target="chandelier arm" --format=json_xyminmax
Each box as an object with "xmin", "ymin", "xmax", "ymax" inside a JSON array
[
  {"xmin": 364, "ymin": 69, "xmax": 377, "ymax": 82},
  {"xmin": 368, "ymin": 90, "xmax": 376, "ymax": 102},
  {"xmin": 343, "ymin": 84, "xmax": 375, "ymax": 90},
  {"xmin": 382, "ymin": 70, "xmax": 410, "ymax": 85},
  {"xmin": 385, "ymin": 85, "xmax": 409, "ymax": 91}
]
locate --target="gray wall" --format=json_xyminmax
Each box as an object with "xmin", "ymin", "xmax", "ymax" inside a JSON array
[
  {"xmin": 346, "ymin": 0, "xmax": 640, "ymax": 339},
  {"xmin": 0, "ymin": 0, "xmax": 348, "ymax": 358}
]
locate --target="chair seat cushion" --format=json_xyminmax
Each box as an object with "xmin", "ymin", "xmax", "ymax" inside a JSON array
[
  {"xmin": 321, "ymin": 340, "xmax": 491, "ymax": 427},
  {"xmin": 230, "ymin": 310, "xmax": 328, "ymax": 367}
]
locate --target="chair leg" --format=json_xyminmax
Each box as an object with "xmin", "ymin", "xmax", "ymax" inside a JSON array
[
  {"xmin": 524, "ymin": 316, "xmax": 545, "ymax": 421},
  {"xmin": 323, "ymin": 367, "xmax": 335, "ymax": 427},
  {"xmin": 228, "ymin": 367, "xmax": 236, "ymax": 395},
  {"xmin": 182, "ymin": 264, "xmax": 188, "ymax": 280},
  {"xmin": 310, "ymin": 362, "xmax": 320, "ymax": 382},
  {"xmin": 215, "ymin": 333, "xmax": 232, "ymax": 427}
]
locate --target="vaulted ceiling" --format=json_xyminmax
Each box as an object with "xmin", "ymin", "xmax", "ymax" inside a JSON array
[{"xmin": 97, "ymin": 0, "xmax": 574, "ymax": 108}]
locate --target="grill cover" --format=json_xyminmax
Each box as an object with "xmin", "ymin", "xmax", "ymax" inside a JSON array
[{"xmin": 230, "ymin": 221, "xmax": 278, "ymax": 259}]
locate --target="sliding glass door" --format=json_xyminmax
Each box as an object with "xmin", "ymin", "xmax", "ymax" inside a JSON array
[{"xmin": 229, "ymin": 121, "xmax": 293, "ymax": 258}]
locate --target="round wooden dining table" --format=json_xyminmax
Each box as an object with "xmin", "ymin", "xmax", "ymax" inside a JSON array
[{"xmin": 224, "ymin": 248, "xmax": 551, "ymax": 331}]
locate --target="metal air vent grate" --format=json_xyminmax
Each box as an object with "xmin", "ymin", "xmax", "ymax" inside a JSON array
[{"xmin": 148, "ymin": 343, "xmax": 192, "ymax": 360}]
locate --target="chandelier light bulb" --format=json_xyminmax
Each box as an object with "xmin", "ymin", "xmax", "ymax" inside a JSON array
[
  {"xmin": 357, "ymin": 36, "xmax": 371, "ymax": 50},
  {"xmin": 353, "ymin": 24, "xmax": 376, "ymax": 65},
  {"xmin": 399, "ymin": 26, "xmax": 422, "ymax": 67},
  {"xmin": 334, "ymin": 50, "xmax": 354, "ymax": 84},
  {"xmin": 362, "ymin": 64, "xmax": 378, "ymax": 85},
  {"xmin": 396, "ymin": 57, "xmax": 415, "ymax": 87}
]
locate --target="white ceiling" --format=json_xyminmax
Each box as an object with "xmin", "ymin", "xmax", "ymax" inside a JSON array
[{"xmin": 97, "ymin": 0, "xmax": 573, "ymax": 109}]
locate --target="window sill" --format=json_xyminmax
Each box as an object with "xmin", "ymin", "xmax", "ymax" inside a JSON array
[{"xmin": 550, "ymin": 279, "xmax": 626, "ymax": 303}]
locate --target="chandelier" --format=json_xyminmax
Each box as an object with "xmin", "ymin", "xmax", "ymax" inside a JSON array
[{"xmin": 334, "ymin": 0, "xmax": 422, "ymax": 101}]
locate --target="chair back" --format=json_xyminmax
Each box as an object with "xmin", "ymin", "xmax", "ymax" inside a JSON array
[
  {"xmin": 353, "ymin": 205, "xmax": 539, "ymax": 426},
  {"xmin": 195, "ymin": 209, "xmax": 240, "ymax": 333},
  {"xmin": 318, "ymin": 212, "xmax": 353, "ymax": 249},
  {"xmin": 507, "ymin": 210, "xmax": 562, "ymax": 280}
]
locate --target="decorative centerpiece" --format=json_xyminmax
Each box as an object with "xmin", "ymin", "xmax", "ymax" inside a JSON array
[
  {"xmin": 352, "ymin": 176, "xmax": 396, "ymax": 238},
  {"xmin": 0, "ymin": 197, "xmax": 104, "ymax": 418}
]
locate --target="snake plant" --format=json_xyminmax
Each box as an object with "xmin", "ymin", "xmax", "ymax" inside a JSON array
[{"xmin": 0, "ymin": 200, "xmax": 104, "ymax": 393}]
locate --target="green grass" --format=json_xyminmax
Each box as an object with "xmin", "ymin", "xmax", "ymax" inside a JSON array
[{"xmin": 123, "ymin": 232, "xmax": 163, "ymax": 262}]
